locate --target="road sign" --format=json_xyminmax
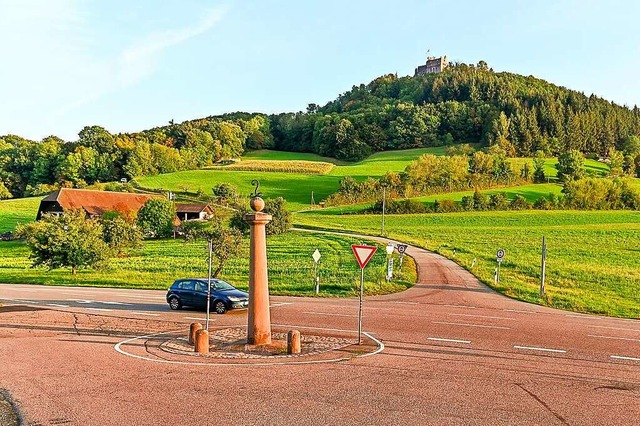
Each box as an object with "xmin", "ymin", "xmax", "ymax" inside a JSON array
[
  {"xmin": 351, "ymin": 245, "xmax": 378, "ymax": 269},
  {"xmin": 387, "ymin": 258, "xmax": 394, "ymax": 279},
  {"xmin": 496, "ymin": 249, "xmax": 505, "ymax": 259},
  {"xmin": 397, "ymin": 244, "xmax": 408, "ymax": 254},
  {"xmin": 312, "ymin": 249, "xmax": 321, "ymax": 263}
]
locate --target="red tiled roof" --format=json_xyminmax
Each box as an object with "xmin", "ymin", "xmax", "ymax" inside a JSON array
[
  {"xmin": 46, "ymin": 188, "xmax": 159, "ymax": 216},
  {"xmin": 175, "ymin": 203, "xmax": 212, "ymax": 213}
]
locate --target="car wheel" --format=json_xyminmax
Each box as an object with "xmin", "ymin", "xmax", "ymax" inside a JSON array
[
  {"xmin": 214, "ymin": 300, "xmax": 227, "ymax": 314},
  {"xmin": 168, "ymin": 296, "xmax": 181, "ymax": 310}
]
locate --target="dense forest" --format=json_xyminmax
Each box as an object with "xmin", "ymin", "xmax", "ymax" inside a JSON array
[{"xmin": 1, "ymin": 61, "xmax": 640, "ymax": 199}]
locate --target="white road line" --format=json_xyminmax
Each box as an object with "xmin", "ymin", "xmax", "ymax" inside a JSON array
[
  {"xmin": 303, "ymin": 311, "xmax": 357, "ymax": 318},
  {"xmin": 610, "ymin": 355, "xmax": 640, "ymax": 362},
  {"xmin": 131, "ymin": 312, "xmax": 160, "ymax": 316},
  {"xmin": 503, "ymin": 309, "xmax": 537, "ymax": 314},
  {"xmin": 448, "ymin": 313, "xmax": 515, "ymax": 321},
  {"xmin": 566, "ymin": 314, "xmax": 602, "ymax": 320},
  {"xmin": 588, "ymin": 325, "xmax": 640, "ymax": 333},
  {"xmin": 514, "ymin": 345, "xmax": 566, "ymax": 354},
  {"xmin": 14, "ymin": 300, "xmax": 38, "ymax": 304},
  {"xmin": 272, "ymin": 323, "xmax": 358, "ymax": 334},
  {"xmin": 46, "ymin": 304, "xmax": 69, "ymax": 308},
  {"xmin": 589, "ymin": 335, "xmax": 640, "ymax": 343},
  {"xmin": 270, "ymin": 302, "xmax": 293, "ymax": 307},
  {"xmin": 427, "ymin": 337, "xmax": 471, "ymax": 344},
  {"xmin": 67, "ymin": 299, "xmax": 94, "ymax": 304},
  {"xmin": 314, "ymin": 304, "xmax": 389, "ymax": 311},
  {"xmin": 358, "ymin": 332, "xmax": 385, "ymax": 358},
  {"xmin": 439, "ymin": 304, "xmax": 477, "ymax": 309},
  {"xmin": 101, "ymin": 301, "xmax": 130, "ymax": 305},
  {"xmin": 85, "ymin": 308, "xmax": 112, "ymax": 312},
  {"xmin": 432, "ymin": 321, "xmax": 510, "ymax": 330}
]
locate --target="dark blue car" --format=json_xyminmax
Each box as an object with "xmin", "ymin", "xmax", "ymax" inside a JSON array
[{"xmin": 166, "ymin": 278, "xmax": 249, "ymax": 314}]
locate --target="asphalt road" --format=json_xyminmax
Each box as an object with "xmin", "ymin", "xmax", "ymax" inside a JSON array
[{"xmin": 0, "ymin": 236, "xmax": 638, "ymax": 425}]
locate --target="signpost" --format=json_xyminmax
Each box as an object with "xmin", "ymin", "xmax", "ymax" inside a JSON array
[
  {"xmin": 397, "ymin": 244, "xmax": 408, "ymax": 267},
  {"xmin": 312, "ymin": 248, "xmax": 321, "ymax": 294},
  {"xmin": 540, "ymin": 237, "xmax": 547, "ymax": 296},
  {"xmin": 351, "ymin": 244, "xmax": 378, "ymax": 344},
  {"xmin": 496, "ymin": 249, "xmax": 505, "ymax": 284}
]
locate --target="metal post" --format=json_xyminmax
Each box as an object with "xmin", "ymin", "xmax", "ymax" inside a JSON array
[
  {"xmin": 358, "ymin": 267, "xmax": 364, "ymax": 345},
  {"xmin": 314, "ymin": 261, "xmax": 319, "ymax": 294},
  {"xmin": 540, "ymin": 236, "xmax": 547, "ymax": 296},
  {"xmin": 381, "ymin": 186, "xmax": 386, "ymax": 236},
  {"xmin": 497, "ymin": 261, "xmax": 501, "ymax": 284},
  {"xmin": 206, "ymin": 239, "xmax": 213, "ymax": 331}
]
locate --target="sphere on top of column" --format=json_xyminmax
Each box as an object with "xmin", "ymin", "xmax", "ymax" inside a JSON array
[{"xmin": 250, "ymin": 179, "xmax": 265, "ymax": 212}]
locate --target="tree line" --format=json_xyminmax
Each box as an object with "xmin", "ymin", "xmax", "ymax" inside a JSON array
[{"xmin": 3, "ymin": 61, "xmax": 640, "ymax": 200}]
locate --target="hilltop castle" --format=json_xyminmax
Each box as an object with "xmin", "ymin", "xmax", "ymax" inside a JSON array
[{"xmin": 415, "ymin": 55, "xmax": 448, "ymax": 76}]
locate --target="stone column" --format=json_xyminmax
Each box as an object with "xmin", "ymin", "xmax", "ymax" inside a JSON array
[{"xmin": 244, "ymin": 196, "xmax": 272, "ymax": 345}]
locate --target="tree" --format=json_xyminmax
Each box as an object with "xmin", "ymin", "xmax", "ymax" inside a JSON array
[
  {"xmin": 17, "ymin": 209, "xmax": 109, "ymax": 274},
  {"xmin": 607, "ymin": 147, "xmax": 625, "ymax": 177},
  {"xmin": 183, "ymin": 221, "xmax": 243, "ymax": 278},
  {"xmin": 137, "ymin": 198, "xmax": 176, "ymax": 238},
  {"xmin": 0, "ymin": 181, "xmax": 12, "ymax": 200},
  {"xmin": 263, "ymin": 197, "xmax": 292, "ymax": 235},
  {"xmin": 532, "ymin": 151, "xmax": 547, "ymax": 183},
  {"xmin": 556, "ymin": 150, "xmax": 585, "ymax": 182},
  {"xmin": 212, "ymin": 183, "xmax": 238, "ymax": 205},
  {"xmin": 101, "ymin": 211, "xmax": 142, "ymax": 256}
]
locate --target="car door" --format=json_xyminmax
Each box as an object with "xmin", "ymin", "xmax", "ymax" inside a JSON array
[
  {"xmin": 193, "ymin": 281, "xmax": 209, "ymax": 308},
  {"xmin": 179, "ymin": 280, "xmax": 196, "ymax": 307}
]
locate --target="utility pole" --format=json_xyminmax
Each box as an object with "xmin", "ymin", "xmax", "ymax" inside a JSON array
[
  {"xmin": 206, "ymin": 239, "xmax": 213, "ymax": 331},
  {"xmin": 540, "ymin": 236, "xmax": 547, "ymax": 297},
  {"xmin": 381, "ymin": 185, "xmax": 386, "ymax": 236}
]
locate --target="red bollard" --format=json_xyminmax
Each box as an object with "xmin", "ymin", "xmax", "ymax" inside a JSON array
[
  {"xmin": 189, "ymin": 322, "xmax": 202, "ymax": 345},
  {"xmin": 287, "ymin": 330, "xmax": 301, "ymax": 354},
  {"xmin": 195, "ymin": 329, "xmax": 209, "ymax": 354}
]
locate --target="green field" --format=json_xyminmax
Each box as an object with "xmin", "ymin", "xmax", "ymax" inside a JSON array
[
  {"xmin": 0, "ymin": 231, "xmax": 415, "ymax": 296},
  {"xmin": 136, "ymin": 148, "xmax": 451, "ymax": 211},
  {"xmin": 294, "ymin": 210, "xmax": 640, "ymax": 318},
  {"xmin": 509, "ymin": 157, "xmax": 610, "ymax": 180},
  {"xmin": 0, "ymin": 197, "xmax": 40, "ymax": 233}
]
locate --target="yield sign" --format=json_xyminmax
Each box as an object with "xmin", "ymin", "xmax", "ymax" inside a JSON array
[{"xmin": 351, "ymin": 244, "xmax": 377, "ymax": 269}]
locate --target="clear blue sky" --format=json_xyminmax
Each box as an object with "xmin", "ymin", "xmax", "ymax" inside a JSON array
[{"xmin": 1, "ymin": 0, "xmax": 639, "ymax": 141}]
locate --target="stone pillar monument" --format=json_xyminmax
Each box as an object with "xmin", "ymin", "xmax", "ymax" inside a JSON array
[{"xmin": 244, "ymin": 181, "xmax": 272, "ymax": 345}]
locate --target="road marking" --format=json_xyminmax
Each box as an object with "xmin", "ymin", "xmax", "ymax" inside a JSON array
[
  {"xmin": 67, "ymin": 299, "xmax": 94, "ymax": 304},
  {"xmin": 303, "ymin": 311, "xmax": 357, "ymax": 317},
  {"xmin": 358, "ymin": 332, "xmax": 385, "ymax": 358},
  {"xmin": 183, "ymin": 317, "xmax": 208, "ymax": 321},
  {"xmin": 440, "ymin": 304, "xmax": 477, "ymax": 309},
  {"xmin": 448, "ymin": 313, "xmax": 515, "ymax": 321},
  {"xmin": 427, "ymin": 337, "xmax": 471, "ymax": 344},
  {"xmin": 514, "ymin": 345, "xmax": 566, "ymax": 354},
  {"xmin": 101, "ymin": 301, "xmax": 130, "ymax": 305},
  {"xmin": 566, "ymin": 314, "xmax": 602, "ymax": 320},
  {"xmin": 432, "ymin": 321, "xmax": 510, "ymax": 330},
  {"xmin": 85, "ymin": 308, "xmax": 112, "ymax": 312},
  {"xmin": 610, "ymin": 355, "xmax": 640, "ymax": 362},
  {"xmin": 131, "ymin": 312, "xmax": 160, "ymax": 316},
  {"xmin": 390, "ymin": 301, "xmax": 419, "ymax": 305},
  {"xmin": 14, "ymin": 300, "xmax": 38, "ymax": 304},
  {"xmin": 46, "ymin": 304, "xmax": 70, "ymax": 308},
  {"xmin": 273, "ymin": 323, "xmax": 359, "ymax": 334},
  {"xmin": 503, "ymin": 309, "xmax": 537, "ymax": 314},
  {"xmin": 588, "ymin": 325, "xmax": 640, "ymax": 333},
  {"xmin": 589, "ymin": 335, "xmax": 640, "ymax": 342},
  {"xmin": 270, "ymin": 302, "xmax": 293, "ymax": 307}
]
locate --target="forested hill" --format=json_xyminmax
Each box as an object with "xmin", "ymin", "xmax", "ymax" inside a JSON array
[
  {"xmin": 270, "ymin": 62, "xmax": 640, "ymax": 160},
  {"xmin": 1, "ymin": 61, "xmax": 640, "ymax": 199}
]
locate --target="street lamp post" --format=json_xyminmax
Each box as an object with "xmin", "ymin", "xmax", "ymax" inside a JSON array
[{"xmin": 381, "ymin": 185, "xmax": 387, "ymax": 236}]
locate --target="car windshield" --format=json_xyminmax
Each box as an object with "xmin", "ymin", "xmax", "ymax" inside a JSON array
[{"xmin": 211, "ymin": 280, "xmax": 235, "ymax": 290}]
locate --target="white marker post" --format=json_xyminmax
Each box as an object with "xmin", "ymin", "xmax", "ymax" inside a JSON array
[
  {"xmin": 540, "ymin": 237, "xmax": 547, "ymax": 296},
  {"xmin": 496, "ymin": 249, "xmax": 505, "ymax": 284},
  {"xmin": 312, "ymin": 248, "xmax": 321, "ymax": 294},
  {"xmin": 351, "ymin": 244, "xmax": 378, "ymax": 345},
  {"xmin": 385, "ymin": 243, "xmax": 394, "ymax": 282}
]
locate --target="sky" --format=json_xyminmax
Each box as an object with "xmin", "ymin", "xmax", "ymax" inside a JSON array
[{"xmin": 1, "ymin": 0, "xmax": 639, "ymax": 141}]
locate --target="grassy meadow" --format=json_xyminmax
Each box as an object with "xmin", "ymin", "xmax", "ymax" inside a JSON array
[
  {"xmin": 294, "ymin": 210, "xmax": 640, "ymax": 318},
  {"xmin": 0, "ymin": 197, "xmax": 40, "ymax": 233},
  {"xmin": 0, "ymin": 231, "xmax": 416, "ymax": 296}
]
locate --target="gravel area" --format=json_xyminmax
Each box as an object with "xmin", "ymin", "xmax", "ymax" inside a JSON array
[{"xmin": 0, "ymin": 390, "xmax": 20, "ymax": 426}]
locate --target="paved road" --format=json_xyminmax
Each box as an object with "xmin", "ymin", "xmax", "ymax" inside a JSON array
[{"xmin": 0, "ymin": 236, "xmax": 639, "ymax": 425}]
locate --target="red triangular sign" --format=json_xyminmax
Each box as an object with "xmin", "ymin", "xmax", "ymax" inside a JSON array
[{"xmin": 351, "ymin": 244, "xmax": 378, "ymax": 269}]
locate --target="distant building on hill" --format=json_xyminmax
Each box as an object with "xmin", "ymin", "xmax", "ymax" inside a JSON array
[
  {"xmin": 36, "ymin": 188, "xmax": 212, "ymax": 222},
  {"xmin": 415, "ymin": 55, "xmax": 448, "ymax": 76}
]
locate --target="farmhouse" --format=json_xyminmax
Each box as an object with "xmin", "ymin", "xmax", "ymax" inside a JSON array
[{"xmin": 37, "ymin": 188, "xmax": 212, "ymax": 222}]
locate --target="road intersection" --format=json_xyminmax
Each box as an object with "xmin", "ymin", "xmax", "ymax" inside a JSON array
[{"xmin": 0, "ymin": 238, "xmax": 638, "ymax": 425}]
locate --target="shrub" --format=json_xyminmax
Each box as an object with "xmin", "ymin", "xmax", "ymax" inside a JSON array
[
  {"xmin": 489, "ymin": 193, "xmax": 508, "ymax": 210},
  {"xmin": 264, "ymin": 197, "xmax": 292, "ymax": 235},
  {"xmin": 510, "ymin": 195, "xmax": 531, "ymax": 210}
]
